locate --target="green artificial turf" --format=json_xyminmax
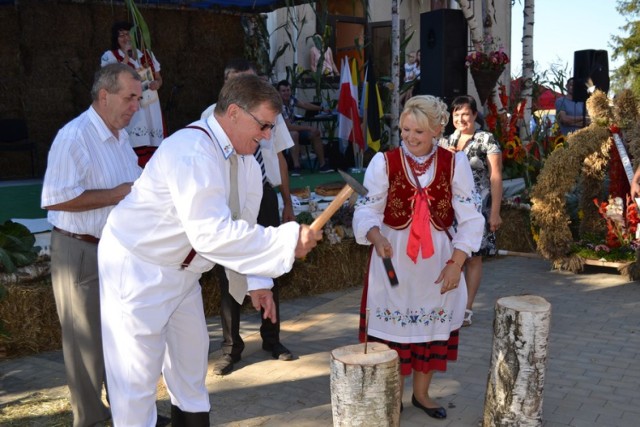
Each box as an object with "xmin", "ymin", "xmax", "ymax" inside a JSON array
[
  {"xmin": 0, "ymin": 170, "xmax": 364, "ymax": 223},
  {"xmin": 0, "ymin": 183, "xmax": 46, "ymax": 222}
]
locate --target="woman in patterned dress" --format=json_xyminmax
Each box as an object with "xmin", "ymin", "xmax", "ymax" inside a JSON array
[
  {"xmin": 443, "ymin": 95, "xmax": 503, "ymax": 326},
  {"xmin": 353, "ymin": 95, "xmax": 484, "ymax": 419}
]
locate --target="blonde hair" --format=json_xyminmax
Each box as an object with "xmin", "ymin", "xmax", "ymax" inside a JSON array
[{"xmin": 400, "ymin": 95, "xmax": 450, "ymax": 137}]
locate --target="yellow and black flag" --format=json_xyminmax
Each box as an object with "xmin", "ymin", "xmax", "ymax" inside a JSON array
[{"xmin": 362, "ymin": 64, "xmax": 383, "ymax": 152}]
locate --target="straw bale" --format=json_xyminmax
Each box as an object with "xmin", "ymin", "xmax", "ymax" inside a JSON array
[
  {"xmin": 0, "ymin": 2, "xmax": 244, "ymax": 179},
  {"xmin": 278, "ymin": 238, "xmax": 368, "ymax": 299},
  {"xmin": 0, "ymin": 278, "xmax": 61, "ymax": 358},
  {"xmin": 0, "ymin": 239, "xmax": 368, "ymax": 358},
  {"xmin": 201, "ymin": 239, "xmax": 369, "ymax": 317},
  {"xmin": 495, "ymin": 207, "xmax": 536, "ymax": 253}
]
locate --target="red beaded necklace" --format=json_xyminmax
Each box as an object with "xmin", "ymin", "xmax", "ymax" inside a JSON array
[{"xmin": 404, "ymin": 150, "xmax": 436, "ymax": 175}]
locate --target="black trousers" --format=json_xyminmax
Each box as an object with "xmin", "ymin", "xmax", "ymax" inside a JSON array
[{"xmin": 216, "ymin": 183, "xmax": 282, "ymax": 357}]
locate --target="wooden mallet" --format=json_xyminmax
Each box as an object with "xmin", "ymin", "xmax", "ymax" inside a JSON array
[{"xmin": 310, "ymin": 169, "xmax": 369, "ymax": 231}]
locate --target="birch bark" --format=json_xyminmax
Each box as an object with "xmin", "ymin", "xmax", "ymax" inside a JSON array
[
  {"xmin": 390, "ymin": 0, "xmax": 400, "ymax": 147},
  {"xmin": 330, "ymin": 342, "xmax": 401, "ymax": 426},
  {"xmin": 520, "ymin": 0, "xmax": 536, "ymax": 139},
  {"xmin": 457, "ymin": 0, "xmax": 483, "ymax": 50},
  {"xmin": 483, "ymin": 295, "xmax": 551, "ymax": 427}
]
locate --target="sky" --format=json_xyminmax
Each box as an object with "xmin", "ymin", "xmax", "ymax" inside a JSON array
[{"xmin": 510, "ymin": 0, "xmax": 627, "ymax": 77}]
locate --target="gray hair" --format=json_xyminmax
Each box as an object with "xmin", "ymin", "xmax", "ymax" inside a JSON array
[
  {"xmin": 91, "ymin": 63, "xmax": 141, "ymax": 101},
  {"xmin": 215, "ymin": 74, "xmax": 282, "ymax": 116},
  {"xmin": 400, "ymin": 95, "xmax": 450, "ymax": 137}
]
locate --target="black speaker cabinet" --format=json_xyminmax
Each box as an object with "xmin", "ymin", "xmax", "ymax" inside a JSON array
[
  {"xmin": 419, "ymin": 9, "xmax": 468, "ymax": 105},
  {"xmin": 573, "ymin": 49, "xmax": 609, "ymax": 102}
]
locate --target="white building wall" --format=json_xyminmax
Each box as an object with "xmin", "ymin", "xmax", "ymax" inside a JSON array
[
  {"xmin": 265, "ymin": 1, "xmax": 512, "ymax": 103},
  {"xmin": 266, "ymin": 4, "xmax": 318, "ymax": 85}
]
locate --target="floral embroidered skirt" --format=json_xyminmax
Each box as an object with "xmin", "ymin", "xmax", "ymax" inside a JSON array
[{"xmin": 358, "ymin": 245, "xmax": 465, "ymax": 376}]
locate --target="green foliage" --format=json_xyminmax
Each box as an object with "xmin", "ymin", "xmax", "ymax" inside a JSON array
[
  {"xmin": 612, "ymin": 1, "xmax": 640, "ymax": 96},
  {"xmin": 0, "ymin": 220, "xmax": 41, "ymax": 273},
  {"xmin": 295, "ymin": 211, "xmax": 314, "ymax": 225},
  {"xmin": 124, "ymin": 0, "xmax": 153, "ymax": 54},
  {"xmin": 571, "ymin": 239, "xmax": 637, "ymax": 262},
  {"xmin": 533, "ymin": 63, "xmax": 571, "ymax": 96}
]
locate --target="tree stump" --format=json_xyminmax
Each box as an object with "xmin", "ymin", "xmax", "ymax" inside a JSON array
[
  {"xmin": 483, "ymin": 295, "xmax": 552, "ymax": 427},
  {"xmin": 330, "ymin": 342, "xmax": 400, "ymax": 426}
]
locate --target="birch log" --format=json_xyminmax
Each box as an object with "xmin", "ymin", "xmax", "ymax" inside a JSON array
[
  {"xmin": 330, "ymin": 342, "xmax": 400, "ymax": 426},
  {"xmin": 483, "ymin": 295, "xmax": 551, "ymax": 427}
]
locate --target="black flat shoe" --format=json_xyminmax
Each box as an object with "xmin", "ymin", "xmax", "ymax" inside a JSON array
[
  {"xmin": 262, "ymin": 342, "xmax": 294, "ymax": 361},
  {"xmin": 411, "ymin": 394, "xmax": 447, "ymax": 419}
]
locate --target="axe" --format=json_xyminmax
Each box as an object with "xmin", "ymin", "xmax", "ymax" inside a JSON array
[{"xmin": 310, "ymin": 169, "xmax": 368, "ymax": 231}]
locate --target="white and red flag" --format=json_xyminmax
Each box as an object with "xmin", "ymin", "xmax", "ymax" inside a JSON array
[{"xmin": 337, "ymin": 57, "xmax": 364, "ymax": 153}]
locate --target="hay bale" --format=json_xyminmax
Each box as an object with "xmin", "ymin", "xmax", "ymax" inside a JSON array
[
  {"xmin": 0, "ymin": 2, "xmax": 245, "ymax": 179},
  {"xmin": 496, "ymin": 206, "xmax": 536, "ymax": 253},
  {"xmin": 0, "ymin": 277, "xmax": 61, "ymax": 358},
  {"xmin": 279, "ymin": 238, "xmax": 368, "ymax": 299},
  {"xmin": 200, "ymin": 238, "xmax": 369, "ymax": 316},
  {"xmin": 1, "ymin": 239, "xmax": 368, "ymax": 358}
]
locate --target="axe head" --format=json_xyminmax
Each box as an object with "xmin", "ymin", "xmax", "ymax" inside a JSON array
[{"xmin": 338, "ymin": 169, "xmax": 368, "ymax": 197}]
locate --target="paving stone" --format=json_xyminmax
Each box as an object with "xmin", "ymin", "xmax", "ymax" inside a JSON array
[{"xmin": 2, "ymin": 258, "xmax": 640, "ymax": 426}]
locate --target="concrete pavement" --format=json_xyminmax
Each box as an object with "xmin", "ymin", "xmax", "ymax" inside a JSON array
[{"xmin": 1, "ymin": 256, "xmax": 639, "ymax": 426}]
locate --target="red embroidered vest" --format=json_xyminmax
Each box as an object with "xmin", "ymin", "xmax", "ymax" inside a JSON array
[{"xmin": 382, "ymin": 147, "xmax": 455, "ymax": 230}]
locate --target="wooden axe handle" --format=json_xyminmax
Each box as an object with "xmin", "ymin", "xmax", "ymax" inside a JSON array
[{"xmin": 310, "ymin": 184, "xmax": 355, "ymax": 231}]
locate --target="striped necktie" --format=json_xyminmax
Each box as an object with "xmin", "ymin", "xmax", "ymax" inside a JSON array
[{"xmin": 255, "ymin": 146, "xmax": 267, "ymax": 185}]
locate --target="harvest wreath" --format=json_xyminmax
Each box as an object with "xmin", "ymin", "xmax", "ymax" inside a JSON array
[{"xmin": 530, "ymin": 89, "xmax": 640, "ymax": 279}]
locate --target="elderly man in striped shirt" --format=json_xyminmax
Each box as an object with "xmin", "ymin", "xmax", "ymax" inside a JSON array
[{"xmin": 41, "ymin": 63, "xmax": 143, "ymax": 427}]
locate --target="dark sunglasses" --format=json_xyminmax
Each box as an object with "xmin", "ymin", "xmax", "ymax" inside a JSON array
[{"xmin": 241, "ymin": 107, "xmax": 275, "ymax": 132}]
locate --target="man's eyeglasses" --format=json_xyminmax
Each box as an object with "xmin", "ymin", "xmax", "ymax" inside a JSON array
[{"xmin": 241, "ymin": 107, "xmax": 275, "ymax": 132}]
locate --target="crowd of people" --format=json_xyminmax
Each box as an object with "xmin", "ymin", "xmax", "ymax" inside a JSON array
[{"xmin": 41, "ymin": 20, "xmax": 596, "ymax": 427}]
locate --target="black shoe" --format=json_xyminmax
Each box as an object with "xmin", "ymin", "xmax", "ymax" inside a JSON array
[
  {"xmin": 318, "ymin": 163, "xmax": 334, "ymax": 174},
  {"xmin": 411, "ymin": 394, "xmax": 446, "ymax": 419},
  {"xmin": 156, "ymin": 413, "xmax": 171, "ymax": 427},
  {"xmin": 211, "ymin": 354, "xmax": 240, "ymax": 375},
  {"xmin": 262, "ymin": 342, "xmax": 294, "ymax": 361}
]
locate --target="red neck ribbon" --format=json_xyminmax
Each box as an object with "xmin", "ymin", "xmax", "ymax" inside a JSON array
[{"xmin": 406, "ymin": 188, "xmax": 435, "ymax": 263}]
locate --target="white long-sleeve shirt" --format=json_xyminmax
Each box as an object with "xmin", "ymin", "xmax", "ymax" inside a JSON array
[{"xmin": 104, "ymin": 115, "xmax": 300, "ymax": 279}]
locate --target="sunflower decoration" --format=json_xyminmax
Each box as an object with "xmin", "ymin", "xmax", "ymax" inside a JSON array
[
  {"xmin": 551, "ymin": 135, "xmax": 565, "ymax": 151},
  {"xmin": 503, "ymin": 140, "xmax": 517, "ymax": 160}
]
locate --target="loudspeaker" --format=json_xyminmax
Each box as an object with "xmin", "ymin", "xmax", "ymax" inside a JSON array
[
  {"xmin": 419, "ymin": 9, "xmax": 468, "ymax": 105},
  {"xmin": 573, "ymin": 49, "xmax": 609, "ymax": 102}
]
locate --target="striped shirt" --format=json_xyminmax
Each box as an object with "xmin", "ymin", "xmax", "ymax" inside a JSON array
[{"xmin": 41, "ymin": 106, "xmax": 142, "ymax": 238}]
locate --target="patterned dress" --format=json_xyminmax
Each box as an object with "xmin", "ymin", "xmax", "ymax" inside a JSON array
[
  {"xmin": 443, "ymin": 130, "xmax": 501, "ymax": 256},
  {"xmin": 353, "ymin": 144, "xmax": 484, "ymax": 375}
]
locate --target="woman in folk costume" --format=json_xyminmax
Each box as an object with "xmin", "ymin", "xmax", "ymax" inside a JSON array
[
  {"xmin": 353, "ymin": 95, "xmax": 484, "ymax": 420},
  {"xmin": 101, "ymin": 21, "xmax": 166, "ymax": 151}
]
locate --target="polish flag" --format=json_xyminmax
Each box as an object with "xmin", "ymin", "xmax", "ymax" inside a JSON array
[{"xmin": 337, "ymin": 57, "xmax": 364, "ymax": 152}]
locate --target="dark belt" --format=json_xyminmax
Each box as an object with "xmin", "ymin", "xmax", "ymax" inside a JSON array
[{"xmin": 53, "ymin": 226, "xmax": 100, "ymax": 244}]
